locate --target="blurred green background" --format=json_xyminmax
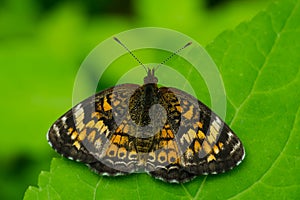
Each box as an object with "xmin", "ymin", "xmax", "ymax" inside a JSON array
[{"xmin": 0, "ymin": 0, "xmax": 273, "ymax": 199}]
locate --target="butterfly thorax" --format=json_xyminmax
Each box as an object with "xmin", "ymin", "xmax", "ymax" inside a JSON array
[
  {"xmin": 129, "ymin": 83, "xmax": 158, "ymax": 123},
  {"xmin": 129, "ymin": 69, "xmax": 162, "ymax": 128},
  {"xmin": 127, "ymin": 71, "xmax": 169, "ymax": 153}
]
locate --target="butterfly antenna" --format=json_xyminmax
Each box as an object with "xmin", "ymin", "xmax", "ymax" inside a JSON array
[
  {"xmin": 113, "ymin": 37, "xmax": 148, "ymax": 73},
  {"xmin": 155, "ymin": 42, "xmax": 192, "ymax": 71}
]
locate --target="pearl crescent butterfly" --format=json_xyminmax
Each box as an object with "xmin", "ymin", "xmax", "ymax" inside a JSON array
[{"xmin": 47, "ymin": 38, "xmax": 245, "ymax": 183}]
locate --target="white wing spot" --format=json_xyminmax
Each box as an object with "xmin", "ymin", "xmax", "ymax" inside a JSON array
[
  {"xmin": 61, "ymin": 116, "xmax": 67, "ymax": 124},
  {"xmin": 215, "ymin": 116, "xmax": 222, "ymax": 125},
  {"xmin": 67, "ymin": 156, "xmax": 74, "ymax": 160},
  {"xmin": 230, "ymin": 140, "xmax": 241, "ymax": 155},
  {"xmin": 236, "ymin": 160, "xmax": 242, "ymax": 166},
  {"xmin": 241, "ymin": 146, "xmax": 246, "ymax": 161},
  {"xmin": 53, "ymin": 124, "xmax": 60, "ymax": 137},
  {"xmin": 226, "ymin": 131, "xmax": 234, "ymax": 144}
]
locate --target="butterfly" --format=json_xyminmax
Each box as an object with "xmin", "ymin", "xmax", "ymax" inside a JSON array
[{"xmin": 47, "ymin": 38, "xmax": 245, "ymax": 183}]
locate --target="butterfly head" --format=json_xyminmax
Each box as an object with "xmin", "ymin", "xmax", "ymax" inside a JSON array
[{"xmin": 144, "ymin": 68, "xmax": 158, "ymax": 84}]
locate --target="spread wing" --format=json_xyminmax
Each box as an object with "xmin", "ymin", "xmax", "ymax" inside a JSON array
[
  {"xmin": 47, "ymin": 84, "xmax": 140, "ymax": 175},
  {"xmin": 146, "ymin": 87, "xmax": 245, "ymax": 183}
]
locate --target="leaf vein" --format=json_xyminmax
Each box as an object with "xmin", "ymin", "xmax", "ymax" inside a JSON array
[
  {"xmin": 228, "ymin": 105, "xmax": 300, "ymax": 199},
  {"xmin": 229, "ymin": 1, "xmax": 298, "ymax": 127},
  {"xmin": 93, "ymin": 177, "xmax": 103, "ymax": 200},
  {"xmin": 180, "ymin": 183, "xmax": 193, "ymax": 200},
  {"xmin": 193, "ymin": 176, "xmax": 207, "ymax": 200},
  {"xmin": 135, "ymin": 175, "xmax": 141, "ymax": 200},
  {"xmin": 261, "ymin": 181, "xmax": 300, "ymax": 189},
  {"xmin": 254, "ymin": 68, "xmax": 300, "ymax": 94}
]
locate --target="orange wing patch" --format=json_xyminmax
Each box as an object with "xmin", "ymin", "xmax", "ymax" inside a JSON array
[
  {"xmin": 71, "ymin": 131, "xmax": 78, "ymax": 140},
  {"xmin": 86, "ymin": 120, "xmax": 95, "ymax": 128},
  {"xmin": 194, "ymin": 140, "xmax": 201, "ymax": 153},
  {"xmin": 213, "ymin": 145, "xmax": 220, "ymax": 154},
  {"xmin": 73, "ymin": 141, "xmax": 81, "ymax": 150},
  {"xmin": 207, "ymin": 154, "xmax": 216, "ymax": 162},
  {"xmin": 103, "ymin": 97, "xmax": 112, "ymax": 111},
  {"xmin": 202, "ymin": 140, "xmax": 212, "ymax": 154},
  {"xmin": 197, "ymin": 130, "xmax": 206, "ymax": 139},
  {"xmin": 183, "ymin": 105, "xmax": 194, "ymax": 120},
  {"xmin": 78, "ymin": 129, "xmax": 87, "ymax": 141}
]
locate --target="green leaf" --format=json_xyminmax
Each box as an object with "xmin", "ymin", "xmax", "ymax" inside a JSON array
[{"xmin": 24, "ymin": 0, "xmax": 300, "ymax": 199}]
